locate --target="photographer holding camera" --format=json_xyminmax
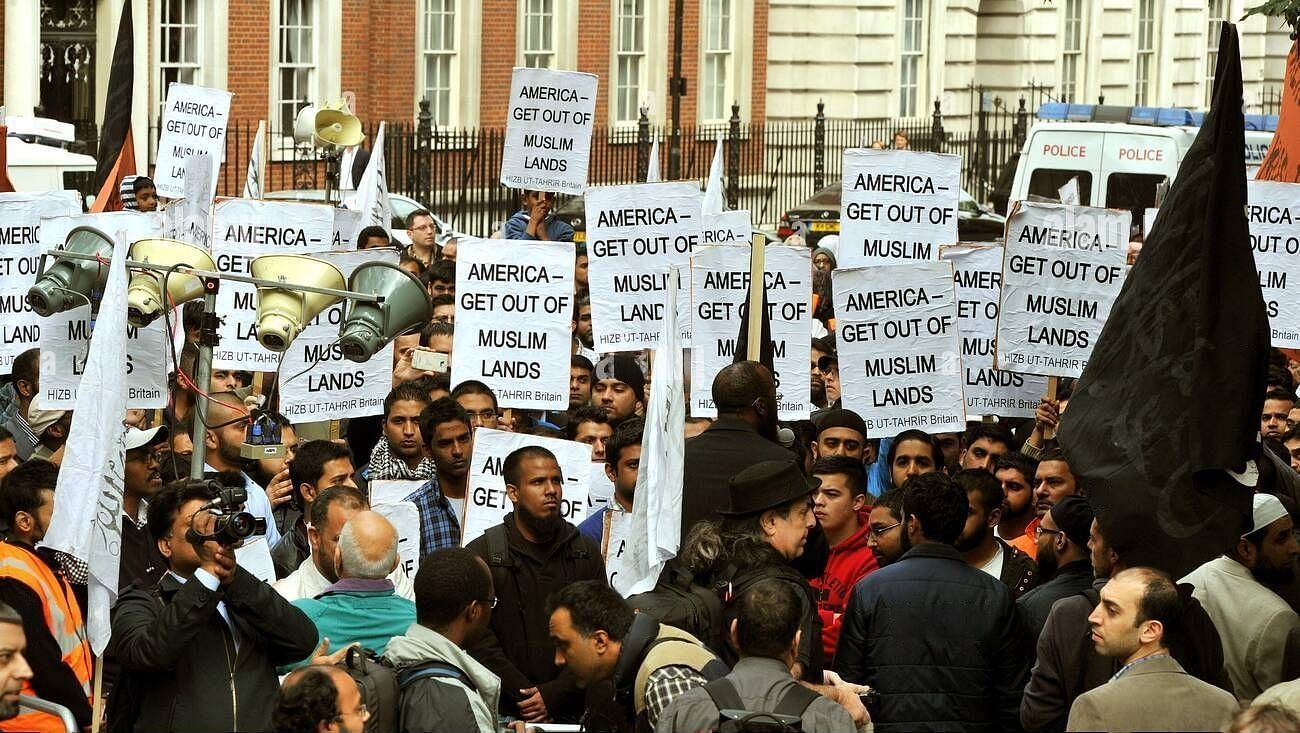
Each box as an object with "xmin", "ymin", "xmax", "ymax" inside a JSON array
[{"xmin": 106, "ymin": 477, "xmax": 319, "ymax": 733}]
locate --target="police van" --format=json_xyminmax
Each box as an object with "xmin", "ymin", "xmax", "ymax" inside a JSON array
[
  {"xmin": 1007, "ymin": 104, "xmax": 1275, "ymax": 227},
  {"xmin": 5, "ymin": 115, "xmax": 96, "ymax": 200}
]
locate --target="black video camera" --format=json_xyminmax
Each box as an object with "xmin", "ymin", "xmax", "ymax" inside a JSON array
[{"xmin": 185, "ymin": 482, "xmax": 268, "ymax": 546}]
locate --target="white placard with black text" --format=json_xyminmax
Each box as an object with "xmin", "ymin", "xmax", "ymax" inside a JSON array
[
  {"xmin": 585, "ymin": 182, "xmax": 701, "ymax": 351},
  {"xmin": 941, "ymin": 244, "xmax": 1046, "ymax": 419},
  {"xmin": 452, "ymin": 238, "xmax": 574, "ymax": 410},
  {"xmin": 152, "ymin": 83, "xmax": 233, "ymax": 202},
  {"xmin": 372, "ymin": 501, "xmax": 423, "ymax": 578},
  {"xmin": 461, "ymin": 428, "xmax": 592, "ymax": 546},
  {"xmin": 838, "ymin": 149, "xmax": 960, "ymax": 267},
  {"xmin": 0, "ymin": 191, "xmax": 83, "ymax": 374},
  {"xmin": 834, "ymin": 262, "xmax": 966, "ymax": 438},
  {"xmin": 996, "ymin": 202, "xmax": 1129, "ymax": 378},
  {"xmin": 689, "ymin": 244, "xmax": 812, "ymax": 420},
  {"xmin": 1247, "ymin": 181, "xmax": 1300, "ymax": 348},
  {"xmin": 500, "ymin": 68, "xmax": 598, "ymax": 195}
]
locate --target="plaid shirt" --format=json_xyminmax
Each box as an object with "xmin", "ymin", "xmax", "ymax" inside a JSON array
[
  {"xmin": 644, "ymin": 665, "xmax": 709, "ymax": 728},
  {"xmin": 403, "ymin": 476, "xmax": 462, "ymax": 557}
]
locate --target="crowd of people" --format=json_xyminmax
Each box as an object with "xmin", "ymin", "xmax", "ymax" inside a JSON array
[{"xmin": 1, "ymin": 189, "xmax": 1299, "ymax": 733}]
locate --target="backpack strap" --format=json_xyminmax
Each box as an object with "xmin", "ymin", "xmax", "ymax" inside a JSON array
[
  {"xmin": 772, "ymin": 682, "xmax": 820, "ymax": 720},
  {"xmin": 397, "ymin": 661, "xmax": 478, "ymax": 693},
  {"xmin": 703, "ymin": 677, "xmax": 745, "ymax": 715},
  {"xmin": 483, "ymin": 524, "xmax": 513, "ymax": 600}
]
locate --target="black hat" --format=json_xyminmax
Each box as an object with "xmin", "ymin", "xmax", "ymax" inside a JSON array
[
  {"xmin": 718, "ymin": 460, "xmax": 821, "ymax": 516},
  {"xmin": 1050, "ymin": 496, "xmax": 1094, "ymax": 550},
  {"xmin": 813, "ymin": 408, "xmax": 867, "ymax": 438},
  {"xmin": 595, "ymin": 354, "xmax": 646, "ymax": 402}
]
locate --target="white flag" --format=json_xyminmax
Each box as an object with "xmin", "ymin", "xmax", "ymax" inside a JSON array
[
  {"xmin": 617, "ymin": 285, "xmax": 685, "ymax": 596},
  {"xmin": 242, "ymin": 120, "xmax": 265, "ymax": 200},
  {"xmin": 352, "ymin": 122, "xmax": 393, "ymax": 232},
  {"xmin": 701, "ymin": 133, "xmax": 725, "ymax": 215},
  {"xmin": 43, "ymin": 230, "xmax": 131, "ymax": 655},
  {"xmin": 646, "ymin": 137, "xmax": 661, "ymax": 183}
]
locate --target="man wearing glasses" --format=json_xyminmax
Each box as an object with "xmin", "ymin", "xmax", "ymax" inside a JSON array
[
  {"xmin": 119, "ymin": 426, "xmax": 170, "ymax": 590},
  {"xmin": 1016, "ymin": 497, "xmax": 1095, "ymax": 642},
  {"xmin": 273, "ymin": 665, "xmax": 370, "ymax": 733}
]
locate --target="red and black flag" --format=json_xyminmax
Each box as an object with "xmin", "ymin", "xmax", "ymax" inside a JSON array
[
  {"xmin": 1058, "ymin": 23, "xmax": 1267, "ymax": 578},
  {"xmin": 89, "ymin": 0, "xmax": 136, "ymax": 212}
]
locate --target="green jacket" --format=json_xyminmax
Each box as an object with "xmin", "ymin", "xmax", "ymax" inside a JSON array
[{"xmin": 283, "ymin": 578, "xmax": 416, "ymax": 671}]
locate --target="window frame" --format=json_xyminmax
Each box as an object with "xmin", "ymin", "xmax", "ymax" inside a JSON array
[
  {"xmin": 1060, "ymin": 0, "xmax": 1084, "ymax": 103},
  {"xmin": 898, "ymin": 0, "xmax": 925, "ymax": 118},
  {"xmin": 699, "ymin": 0, "xmax": 733, "ymax": 124},
  {"xmin": 420, "ymin": 0, "xmax": 457, "ymax": 127},
  {"xmin": 613, "ymin": 0, "xmax": 647, "ymax": 124},
  {"xmin": 1205, "ymin": 0, "xmax": 1227, "ymax": 108},
  {"xmin": 1134, "ymin": 0, "xmax": 1156, "ymax": 106}
]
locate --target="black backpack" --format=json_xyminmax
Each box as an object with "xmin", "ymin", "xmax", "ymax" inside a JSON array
[
  {"xmin": 627, "ymin": 560, "xmax": 726, "ymax": 654},
  {"xmin": 702, "ymin": 677, "xmax": 818, "ymax": 732},
  {"xmin": 341, "ymin": 647, "xmax": 399, "ymax": 733}
]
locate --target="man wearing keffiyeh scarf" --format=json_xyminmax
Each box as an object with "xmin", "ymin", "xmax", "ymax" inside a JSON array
[{"xmin": 359, "ymin": 384, "xmax": 437, "ymax": 483}]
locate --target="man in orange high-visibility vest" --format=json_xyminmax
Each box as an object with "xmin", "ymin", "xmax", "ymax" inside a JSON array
[{"xmin": 0, "ymin": 460, "xmax": 92, "ymax": 733}]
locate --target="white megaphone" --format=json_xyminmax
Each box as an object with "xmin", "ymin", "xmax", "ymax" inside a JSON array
[
  {"xmin": 250, "ymin": 255, "xmax": 346, "ymax": 352},
  {"xmin": 125, "ymin": 239, "xmax": 216, "ymax": 327},
  {"xmin": 26, "ymin": 226, "xmax": 114, "ymax": 317},
  {"xmin": 293, "ymin": 100, "xmax": 364, "ymax": 151}
]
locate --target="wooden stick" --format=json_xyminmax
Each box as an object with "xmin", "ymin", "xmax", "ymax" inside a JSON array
[
  {"xmin": 1044, "ymin": 376, "xmax": 1059, "ymax": 441},
  {"xmin": 91, "ymin": 657, "xmax": 104, "ymax": 733},
  {"xmin": 745, "ymin": 234, "xmax": 767, "ymax": 360}
]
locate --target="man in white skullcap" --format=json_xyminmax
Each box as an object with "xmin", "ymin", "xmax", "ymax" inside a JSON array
[{"xmin": 1182, "ymin": 492, "xmax": 1300, "ymax": 702}]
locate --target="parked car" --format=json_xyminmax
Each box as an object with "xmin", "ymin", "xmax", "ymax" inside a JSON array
[
  {"xmin": 263, "ymin": 190, "xmax": 445, "ymax": 246},
  {"xmin": 552, "ymin": 195, "xmax": 784, "ymax": 245},
  {"xmin": 776, "ymin": 185, "xmax": 1007, "ymax": 246}
]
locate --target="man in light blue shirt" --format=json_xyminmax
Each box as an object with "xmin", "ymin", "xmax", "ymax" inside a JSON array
[{"xmin": 200, "ymin": 393, "xmax": 283, "ymax": 547}]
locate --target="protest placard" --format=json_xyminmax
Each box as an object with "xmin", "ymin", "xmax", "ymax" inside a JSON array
[
  {"xmin": 36, "ymin": 212, "xmax": 170, "ymax": 408},
  {"xmin": 604, "ymin": 509, "xmax": 631, "ymax": 592},
  {"xmin": 333, "ymin": 207, "xmax": 363, "ymax": 251},
  {"xmin": 211, "ymin": 199, "xmax": 335, "ymax": 369},
  {"xmin": 152, "ymin": 83, "xmax": 233, "ymax": 202},
  {"xmin": 370, "ymin": 479, "xmax": 426, "ymax": 508},
  {"xmin": 235, "ymin": 538, "xmax": 275, "ymax": 584},
  {"xmin": 996, "ymin": 202, "xmax": 1129, "ymax": 378},
  {"xmin": 1144, "ymin": 208, "xmax": 1158, "ymax": 238},
  {"xmin": 585, "ymin": 182, "xmax": 701, "ymax": 351},
  {"xmin": 835, "ymin": 261, "xmax": 965, "ymax": 438},
  {"xmin": 372, "ymin": 501, "xmax": 423, "ymax": 578},
  {"xmin": 452, "ymin": 238, "xmax": 574, "ymax": 409},
  {"xmin": 500, "ymin": 68, "xmax": 598, "ymax": 195},
  {"xmin": 838, "ymin": 149, "xmax": 960, "ymax": 267},
  {"xmin": 689, "ymin": 244, "xmax": 812, "ymax": 420},
  {"xmin": 278, "ymin": 250, "xmax": 395, "ymax": 420},
  {"xmin": 677, "ymin": 210, "xmax": 753, "ymax": 347},
  {"xmin": 0, "ymin": 191, "xmax": 82, "ymax": 374},
  {"xmin": 1247, "ymin": 181, "xmax": 1300, "ymax": 347},
  {"xmin": 588, "ymin": 462, "xmax": 613, "ymax": 513},
  {"xmin": 941, "ymin": 244, "xmax": 1046, "ymax": 419},
  {"xmin": 461, "ymin": 428, "xmax": 591, "ymax": 546}
]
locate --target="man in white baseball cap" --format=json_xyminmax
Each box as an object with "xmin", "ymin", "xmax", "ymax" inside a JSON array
[
  {"xmin": 119, "ymin": 425, "xmax": 170, "ymax": 589},
  {"xmin": 1182, "ymin": 492, "xmax": 1300, "ymax": 701}
]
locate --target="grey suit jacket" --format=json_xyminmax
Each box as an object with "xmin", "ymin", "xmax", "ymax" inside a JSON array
[{"xmin": 1066, "ymin": 656, "xmax": 1238, "ymax": 732}]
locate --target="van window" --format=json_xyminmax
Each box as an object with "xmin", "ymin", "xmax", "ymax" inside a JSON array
[
  {"xmin": 1105, "ymin": 172, "xmax": 1165, "ymax": 212},
  {"xmin": 1028, "ymin": 169, "xmax": 1092, "ymax": 206}
]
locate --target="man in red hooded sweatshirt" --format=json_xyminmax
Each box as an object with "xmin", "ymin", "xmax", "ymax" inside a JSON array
[{"xmin": 809, "ymin": 455, "xmax": 878, "ymax": 660}]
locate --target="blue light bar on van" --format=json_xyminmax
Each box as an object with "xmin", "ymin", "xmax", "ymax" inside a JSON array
[
  {"xmin": 1037, "ymin": 104, "xmax": 1194, "ymax": 126},
  {"xmin": 1244, "ymin": 114, "xmax": 1279, "ymax": 132}
]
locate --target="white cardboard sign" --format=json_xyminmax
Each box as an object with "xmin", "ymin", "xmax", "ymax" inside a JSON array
[
  {"xmin": 461, "ymin": 428, "xmax": 592, "ymax": 546},
  {"xmin": 941, "ymin": 244, "xmax": 1046, "ymax": 419},
  {"xmin": 369, "ymin": 479, "xmax": 426, "ymax": 508},
  {"xmin": 689, "ymin": 244, "xmax": 812, "ymax": 420},
  {"xmin": 372, "ymin": 501, "xmax": 423, "ymax": 578},
  {"xmin": 996, "ymin": 202, "xmax": 1129, "ymax": 378},
  {"xmin": 153, "ymin": 83, "xmax": 233, "ymax": 201},
  {"xmin": 452, "ymin": 238, "xmax": 575, "ymax": 410},
  {"xmin": 278, "ymin": 250, "xmax": 396, "ymax": 420},
  {"xmin": 0, "ymin": 192, "xmax": 84, "ymax": 374},
  {"xmin": 585, "ymin": 182, "xmax": 701, "ymax": 351},
  {"xmin": 604, "ymin": 509, "xmax": 631, "ymax": 592},
  {"xmin": 211, "ymin": 199, "xmax": 336, "ymax": 369},
  {"xmin": 1247, "ymin": 181, "xmax": 1300, "ymax": 347},
  {"xmin": 37, "ymin": 212, "xmax": 170, "ymax": 409},
  {"xmin": 834, "ymin": 261, "xmax": 966, "ymax": 438},
  {"xmin": 838, "ymin": 149, "xmax": 960, "ymax": 267},
  {"xmin": 500, "ymin": 67, "xmax": 599, "ymax": 195}
]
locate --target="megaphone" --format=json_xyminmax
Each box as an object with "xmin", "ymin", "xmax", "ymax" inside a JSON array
[
  {"xmin": 314, "ymin": 102, "xmax": 365, "ymax": 150},
  {"xmin": 250, "ymin": 255, "xmax": 346, "ymax": 352},
  {"xmin": 338, "ymin": 262, "xmax": 433, "ymax": 362},
  {"xmin": 26, "ymin": 226, "xmax": 114, "ymax": 317},
  {"xmin": 125, "ymin": 239, "xmax": 216, "ymax": 327},
  {"xmin": 293, "ymin": 105, "xmax": 319, "ymax": 147}
]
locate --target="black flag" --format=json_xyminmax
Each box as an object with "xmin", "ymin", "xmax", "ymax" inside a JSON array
[
  {"xmin": 1057, "ymin": 23, "xmax": 1267, "ymax": 578},
  {"xmin": 733, "ymin": 257, "xmax": 774, "ymax": 371},
  {"xmin": 90, "ymin": 0, "xmax": 136, "ymax": 212}
]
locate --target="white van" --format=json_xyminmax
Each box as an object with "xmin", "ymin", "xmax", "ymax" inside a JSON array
[
  {"xmin": 4, "ymin": 115, "xmax": 95, "ymax": 204},
  {"xmin": 1008, "ymin": 104, "xmax": 1274, "ymax": 221}
]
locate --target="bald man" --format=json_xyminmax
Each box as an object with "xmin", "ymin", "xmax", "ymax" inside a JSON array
[
  {"xmin": 284, "ymin": 511, "xmax": 417, "ymax": 671},
  {"xmin": 199, "ymin": 392, "xmax": 281, "ymax": 547}
]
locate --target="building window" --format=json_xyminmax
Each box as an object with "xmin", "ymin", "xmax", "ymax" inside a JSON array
[
  {"xmin": 275, "ymin": 0, "xmax": 315, "ymax": 134},
  {"xmin": 158, "ymin": 0, "xmax": 200, "ymax": 114},
  {"xmin": 523, "ymin": 0, "xmax": 554, "ymax": 68},
  {"xmin": 615, "ymin": 0, "xmax": 645, "ymax": 123},
  {"xmin": 1061, "ymin": 0, "xmax": 1083, "ymax": 103},
  {"xmin": 1135, "ymin": 0, "xmax": 1155, "ymax": 106},
  {"xmin": 1205, "ymin": 0, "xmax": 1226, "ymax": 107},
  {"xmin": 701, "ymin": 0, "xmax": 731, "ymax": 121},
  {"xmin": 422, "ymin": 0, "xmax": 455, "ymax": 126},
  {"xmin": 899, "ymin": 0, "xmax": 924, "ymax": 117}
]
